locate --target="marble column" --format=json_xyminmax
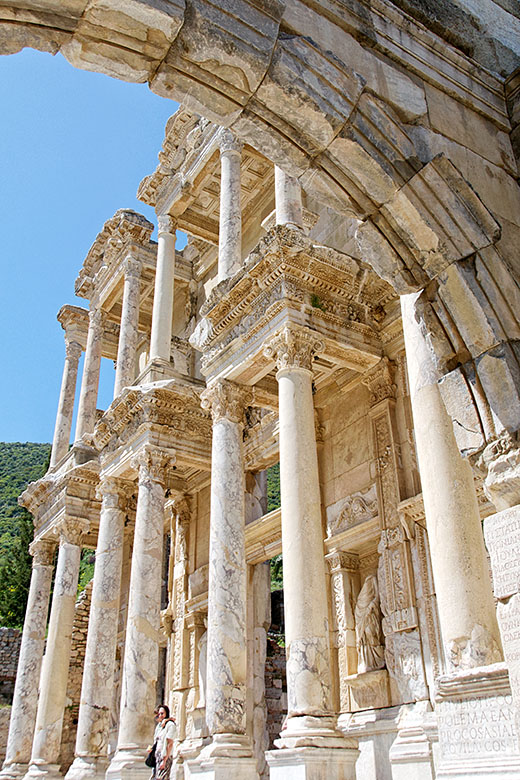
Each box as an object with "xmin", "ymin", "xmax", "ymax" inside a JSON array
[
  {"xmin": 401, "ymin": 292, "xmax": 502, "ymax": 670},
  {"xmin": 107, "ymin": 446, "xmax": 171, "ymax": 780},
  {"xmin": 274, "ymin": 167, "xmax": 304, "ymax": 230},
  {"xmin": 74, "ymin": 308, "xmax": 104, "ymax": 443},
  {"xmin": 114, "ymin": 257, "xmax": 141, "ymax": 399},
  {"xmin": 50, "ymin": 339, "xmax": 82, "ymax": 467},
  {"xmin": 0, "ymin": 540, "xmax": 55, "ymax": 780},
  {"xmin": 150, "ymin": 215, "xmax": 176, "ymax": 364},
  {"xmin": 66, "ymin": 478, "xmax": 128, "ymax": 780},
  {"xmin": 264, "ymin": 325, "xmax": 358, "ymax": 779},
  {"xmin": 25, "ymin": 519, "xmax": 87, "ymax": 780},
  {"xmin": 189, "ymin": 381, "xmax": 257, "ymax": 778},
  {"xmin": 217, "ymin": 131, "xmax": 242, "ymax": 283}
]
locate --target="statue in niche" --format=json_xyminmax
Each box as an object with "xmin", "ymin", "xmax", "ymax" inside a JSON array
[{"xmin": 354, "ymin": 575, "xmax": 385, "ymax": 674}]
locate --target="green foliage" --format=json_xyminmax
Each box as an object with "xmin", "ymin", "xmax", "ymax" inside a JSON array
[
  {"xmin": 266, "ymin": 462, "xmax": 280, "ymax": 512},
  {"xmin": 270, "ymin": 553, "xmax": 283, "ymax": 592},
  {"xmin": 0, "ymin": 442, "xmax": 51, "ymax": 628},
  {"xmin": 310, "ymin": 293, "xmax": 326, "ymax": 312},
  {"xmin": 78, "ymin": 549, "xmax": 95, "ymax": 594}
]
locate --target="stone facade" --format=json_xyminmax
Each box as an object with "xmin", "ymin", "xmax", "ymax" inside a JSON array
[
  {"xmin": 1, "ymin": 3, "xmax": 520, "ymax": 778},
  {"xmin": 0, "ymin": 631, "xmax": 21, "ymax": 706}
]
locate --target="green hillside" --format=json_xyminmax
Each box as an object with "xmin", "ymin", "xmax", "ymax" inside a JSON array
[{"xmin": 0, "ymin": 442, "xmax": 51, "ymax": 627}]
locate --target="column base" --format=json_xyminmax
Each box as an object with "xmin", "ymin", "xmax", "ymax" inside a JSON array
[
  {"xmin": 274, "ymin": 715, "xmax": 357, "ymax": 750},
  {"xmin": 389, "ymin": 702, "xmax": 437, "ymax": 780},
  {"xmin": 106, "ymin": 748, "xmax": 150, "ymax": 780},
  {"xmin": 185, "ymin": 734, "xmax": 257, "ymax": 779},
  {"xmin": 435, "ymin": 663, "xmax": 520, "ymax": 780},
  {"xmin": 0, "ymin": 763, "xmax": 29, "ymax": 780},
  {"xmin": 23, "ymin": 763, "xmax": 63, "ymax": 780},
  {"xmin": 266, "ymin": 746, "xmax": 360, "ymax": 780},
  {"xmin": 64, "ymin": 757, "xmax": 107, "ymax": 780}
]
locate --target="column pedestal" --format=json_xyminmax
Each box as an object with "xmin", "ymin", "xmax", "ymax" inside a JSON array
[
  {"xmin": 0, "ymin": 541, "xmax": 55, "ymax": 780},
  {"xmin": 266, "ymin": 746, "xmax": 359, "ymax": 780}
]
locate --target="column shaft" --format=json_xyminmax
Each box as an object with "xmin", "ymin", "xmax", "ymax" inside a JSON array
[
  {"xmin": 66, "ymin": 480, "xmax": 126, "ymax": 780},
  {"xmin": 218, "ymin": 131, "xmax": 242, "ymax": 283},
  {"xmin": 274, "ymin": 167, "xmax": 303, "ymax": 230},
  {"xmin": 150, "ymin": 216, "xmax": 176, "ymax": 363},
  {"xmin": 27, "ymin": 522, "xmax": 85, "ymax": 778},
  {"xmin": 75, "ymin": 309, "xmax": 103, "ymax": 443},
  {"xmin": 112, "ymin": 447, "xmax": 170, "ymax": 762},
  {"xmin": 1, "ymin": 541, "xmax": 55, "ymax": 779},
  {"xmin": 114, "ymin": 258, "xmax": 141, "ymax": 398},
  {"xmin": 50, "ymin": 340, "xmax": 82, "ymax": 467},
  {"xmin": 401, "ymin": 292, "xmax": 502, "ymax": 669}
]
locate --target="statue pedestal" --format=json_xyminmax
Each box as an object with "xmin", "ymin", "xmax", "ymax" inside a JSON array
[
  {"xmin": 347, "ymin": 669, "xmax": 390, "ymax": 711},
  {"xmin": 266, "ymin": 747, "xmax": 359, "ymax": 779}
]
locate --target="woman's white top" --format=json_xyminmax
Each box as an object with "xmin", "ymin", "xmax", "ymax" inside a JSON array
[{"xmin": 155, "ymin": 720, "xmax": 177, "ymax": 755}]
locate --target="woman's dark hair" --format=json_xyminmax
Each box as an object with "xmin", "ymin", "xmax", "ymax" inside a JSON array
[{"xmin": 159, "ymin": 704, "xmax": 170, "ymax": 718}]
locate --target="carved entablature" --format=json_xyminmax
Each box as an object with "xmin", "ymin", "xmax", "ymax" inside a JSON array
[
  {"xmin": 93, "ymin": 385, "xmax": 212, "ymax": 464},
  {"xmin": 75, "ymin": 209, "xmax": 155, "ymax": 299},
  {"xmin": 326, "ymin": 484, "xmax": 379, "ymax": 538},
  {"xmin": 190, "ymin": 226, "xmax": 392, "ymax": 378},
  {"xmin": 362, "ymin": 357, "xmax": 397, "ymax": 406}
]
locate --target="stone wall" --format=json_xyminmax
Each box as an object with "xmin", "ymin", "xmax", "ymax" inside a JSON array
[
  {"xmin": 0, "ymin": 628, "xmax": 21, "ymax": 705},
  {"xmin": 58, "ymin": 581, "xmax": 93, "ymax": 773},
  {"xmin": 264, "ymin": 638, "xmax": 287, "ymax": 749}
]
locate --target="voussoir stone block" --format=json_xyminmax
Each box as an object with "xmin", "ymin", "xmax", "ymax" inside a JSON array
[
  {"xmin": 249, "ymin": 35, "xmax": 365, "ymax": 158},
  {"xmin": 151, "ymin": 0, "xmax": 284, "ymax": 125},
  {"xmin": 62, "ymin": 0, "xmax": 185, "ymax": 82}
]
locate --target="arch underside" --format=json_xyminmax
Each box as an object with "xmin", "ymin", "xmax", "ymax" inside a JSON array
[{"xmin": 2, "ymin": 0, "xmax": 520, "ymax": 471}]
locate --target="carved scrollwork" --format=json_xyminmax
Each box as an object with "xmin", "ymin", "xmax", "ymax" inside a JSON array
[
  {"xmin": 263, "ymin": 323, "xmax": 324, "ymax": 372},
  {"xmin": 157, "ymin": 214, "xmax": 177, "ymax": 235},
  {"xmin": 56, "ymin": 517, "xmax": 89, "ymax": 546},
  {"xmin": 218, "ymin": 128, "xmax": 243, "ymax": 155},
  {"xmin": 200, "ymin": 380, "xmax": 252, "ymax": 425},
  {"xmin": 29, "ymin": 538, "xmax": 56, "ymax": 566},
  {"xmin": 131, "ymin": 444, "xmax": 174, "ymax": 485}
]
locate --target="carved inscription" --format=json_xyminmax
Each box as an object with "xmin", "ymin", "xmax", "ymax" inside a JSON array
[
  {"xmin": 484, "ymin": 508, "xmax": 520, "ymax": 600},
  {"xmin": 438, "ymin": 694, "xmax": 519, "ymax": 760}
]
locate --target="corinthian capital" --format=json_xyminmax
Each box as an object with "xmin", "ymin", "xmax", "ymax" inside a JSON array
[
  {"xmin": 65, "ymin": 339, "xmax": 82, "ymax": 362},
  {"xmin": 218, "ymin": 129, "xmax": 243, "ymax": 156},
  {"xmin": 29, "ymin": 538, "xmax": 56, "ymax": 566},
  {"xmin": 131, "ymin": 444, "xmax": 174, "ymax": 485},
  {"xmin": 157, "ymin": 214, "xmax": 177, "ymax": 235},
  {"xmin": 56, "ymin": 517, "xmax": 89, "ymax": 546},
  {"xmin": 124, "ymin": 256, "xmax": 142, "ymax": 279},
  {"xmin": 96, "ymin": 475, "xmax": 129, "ymax": 510},
  {"xmin": 264, "ymin": 324, "xmax": 324, "ymax": 372},
  {"xmin": 201, "ymin": 380, "xmax": 252, "ymax": 425},
  {"xmin": 89, "ymin": 307, "xmax": 106, "ymax": 331}
]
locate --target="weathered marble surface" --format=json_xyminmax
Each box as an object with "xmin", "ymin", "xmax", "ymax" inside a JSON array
[
  {"xmin": 0, "ymin": 541, "xmax": 55, "ymax": 779},
  {"xmin": 200, "ymin": 381, "xmax": 250, "ymax": 740},
  {"xmin": 114, "ymin": 257, "xmax": 141, "ymax": 398},
  {"xmin": 27, "ymin": 521, "xmax": 86, "ymax": 779},
  {"xmin": 75, "ymin": 308, "xmax": 104, "ymax": 443},
  {"xmin": 401, "ymin": 292, "xmax": 502, "ymax": 670},
  {"xmin": 66, "ymin": 479, "xmax": 127, "ymax": 780},
  {"xmin": 217, "ymin": 132, "xmax": 242, "ymax": 283},
  {"xmin": 274, "ymin": 167, "xmax": 303, "ymax": 230},
  {"xmin": 50, "ymin": 339, "xmax": 82, "ymax": 467},
  {"xmin": 150, "ymin": 216, "xmax": 176, "ymax": 363},
  {"xmin": 110, "ymin": 446, "xmax": 171, "ymax": 774}
]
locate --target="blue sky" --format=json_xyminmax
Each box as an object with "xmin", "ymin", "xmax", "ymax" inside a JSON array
[{"xmin": 0, "ymin": 48, "xmax": 181, "ymax": 443}]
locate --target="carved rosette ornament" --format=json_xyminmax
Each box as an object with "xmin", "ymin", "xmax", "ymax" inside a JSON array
[
  {"xmin": 131, "ymin": 445, "xmax": 173, "ymax": 485},
  {"xmin": 263, "ymin": 324, "xmax": 324, "ymax": 372},
  {"xmin": 29, "ymin": 538, "xmax": 56, "ymax": 567},
  {"xmin": 157, "ymin": 214, "xmax": 177, "ymax": 236},
  {"xmin": 200, "ymin": 380, "xmax": 252, "ymax": 425},
  {"xmin": 218, "ymin": 128, "xmax": 243, "ymax": 156}
]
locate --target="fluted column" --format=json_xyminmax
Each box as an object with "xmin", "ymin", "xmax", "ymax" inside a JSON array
[
  {"xmin": 150, "ymin": 216, "xmax": 176, "ymax": 363},
  {"xmin": 50, "ymin": 339, "xmax": 82, "ymax": 467},
  {"xmin": 1, "ymin": 540, "xmax": 55, "ymax": 780},
  {"xmin": 26, "ymin": 520, "xmax": 87, "ymax": 780},
  {"xmin": 217, "ymin": 131, "xmax": 242, "ymax": 283},
  {"xmin": 401, "ymin": 292, "xmax": 502, "ymax": 670},
  {"xmin": 196, "ymin": 380, "xmax": 256, "ymax": 766},
  {"xmin": 274, "ymin": 167, "xmax": 303, "ymax": 230},
  {"xmin": 107, "ymin": 446, "xmax": 171, "ymax": 780},
  {"xmin": 114, "ymin": 257, "xmax": 141, "ymax": 398},
  {"xmin": 66, "ymin": 478, "xmax": 128, "ymax": 780},
  {"xmin": 74, "ymin": 308, "xmax": 104, "ymax": 443}
]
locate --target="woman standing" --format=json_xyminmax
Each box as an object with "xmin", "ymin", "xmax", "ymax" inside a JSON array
[{"xmin": 152, "ymin": 705, "xmax": 177, "ymax": 780}]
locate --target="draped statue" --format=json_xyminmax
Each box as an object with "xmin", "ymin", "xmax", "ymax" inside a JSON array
[{"xmin": 354, "ymin": 574, "xmax": 385, "ymax": 673}]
